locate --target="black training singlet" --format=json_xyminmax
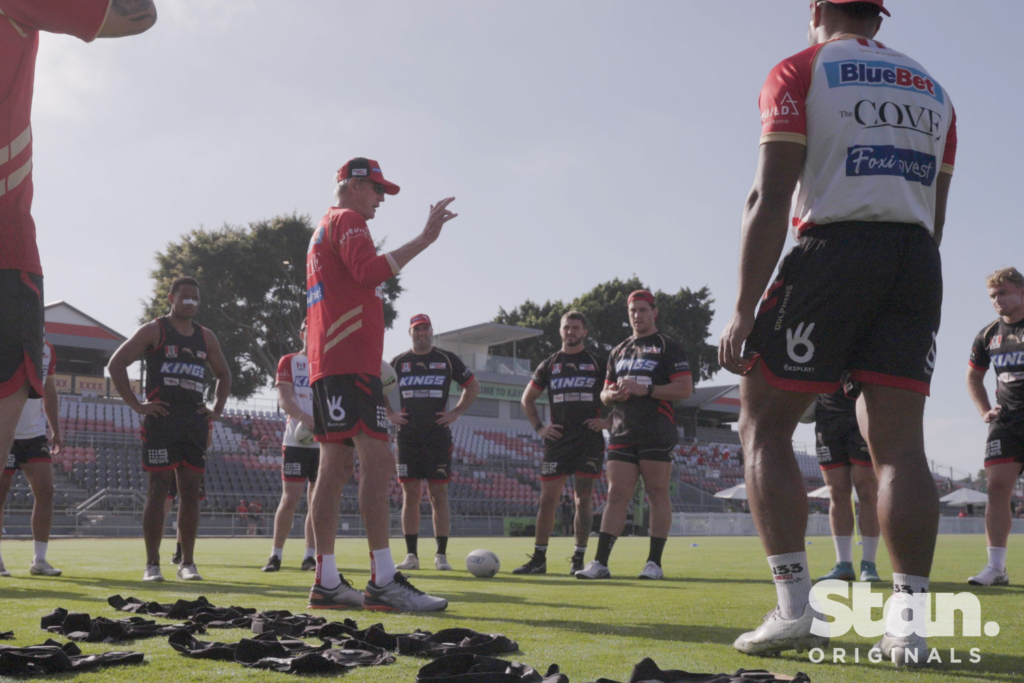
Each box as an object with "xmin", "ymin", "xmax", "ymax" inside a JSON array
[{"xmin": 143, "ymin": 316, "xmax": 209, "ymax": 445}]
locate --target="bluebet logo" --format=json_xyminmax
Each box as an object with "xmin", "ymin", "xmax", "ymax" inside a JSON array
[
  {"xmin": 825, "ymin": 60, "xmax": 945, "ymax": 104},
  {"xmin": 846, "ymin": 145, "xmax": 937, "ymax": 186},
  {"xmin": 307, "ymin": 282, "xmax": 323, "ymax": 307}
]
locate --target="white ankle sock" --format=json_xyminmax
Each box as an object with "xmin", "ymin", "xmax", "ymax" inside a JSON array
[
  {"xmin": 987, "ymin": 547, "xmax": 1007, "ymax": 572},
  {"xmin": 861, "ymin": 536, "xmax": 879, "ymax": 563},
  {"xmin": 33, "ymin": 541, "xmax": 48, "ymax": 563},
  {"xmin": 272, "ymin": 547, "xmax": 283, "ymax": 560},
  {"xmin": 316, "ymin": 554, "xmax": 340, "ymax": 589},
  {"xmin": 304, "ymin": 547, "xmax": 316, "ymax": 560},
  {"xmin": 371, "ymin": 548, "xmax": 396, "ymax": 586},
  {"xmin": 767, "ymin": 552, "xmax": 811, "ymax": 620},
  {"xmin": 887, "ymin": 573, "xmax": 929, "ymax": 637},
  {"xmin": 833, "ymin": 536, "xmax": 853, "ymax": 563},
  {"xmin": 574, "ymin": 545, "xmax": 587, "ymax": 554}
]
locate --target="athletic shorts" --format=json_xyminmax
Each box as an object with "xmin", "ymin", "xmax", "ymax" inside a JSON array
[
  {"xmin": 311, "ymin": 374, "xmax": 389, "ymax": 443},
  {"xmin": 985, "ymin": 414, "xmax": 1024, "ymax": 471},
  {"xmin": 396, "ymin": 430, "xmax": 452, "ymax": 483},
  {"xmin": 142, "ymin": 440, "xmax": 206, "ymax": 473},
  {"xmin": 607, "ymin": 442, "xmax": 676, "ymax": 465},
  {"xmin": 282, "ymin": 445, "xmax": 320, "ymax": 483},
  {"xmin": 4, "ymin": 436, "xmax": 50, "ymax": 474},
  {"xmin": 745, "ymin": 222, "xmax": 941, "ymax": 396},
  {"xmin": 815, "ymin": 417, "xmax": 871, "ymax": 470},
  {"xmin": 166, "ymin": 475, "xmax": 207, "ymax": 501},
  {"xmin": 541, "ymin": 432, "xmax": 605, "ymax": 480},
  {"xmin": 0, "ymin": 270, "xmax": 44, "ymax": 400}
]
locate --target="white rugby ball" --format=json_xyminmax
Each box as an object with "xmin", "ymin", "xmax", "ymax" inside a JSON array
[
  {"xmin": 294, "ymin": 422, "xmax": 316, "ymax": 446},
  {"xmin": 466, "ymin": 549, "xmax": 500, "ymax": 578},
  {"xmin": 380, "ymin": 359, "xmax": 397, "ymax": 395}
]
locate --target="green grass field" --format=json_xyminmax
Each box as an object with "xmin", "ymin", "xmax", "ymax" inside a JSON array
[{"xmin": 0, "ymin": 535, "xmax": 1020, "ymax": 682}]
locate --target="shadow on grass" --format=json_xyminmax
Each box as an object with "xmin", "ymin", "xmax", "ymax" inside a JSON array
[
  {"xmin": 431, "ymin": 589, "xmax": 604, "ymax": 611},
  {"xmin": 5, "ymin": 574, "xmax": 309, "ymax": 603},
  {"xmin": 420, "ymin": 573, "xmax": 768, "ymax": 587}
]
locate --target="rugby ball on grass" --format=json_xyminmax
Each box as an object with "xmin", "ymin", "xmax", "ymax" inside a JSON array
[{"xmin": 466, "ymin": 549, "xmax": 500, "ymax": 577}]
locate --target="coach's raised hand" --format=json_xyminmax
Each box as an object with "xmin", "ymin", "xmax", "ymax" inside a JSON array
[{"xmin": 387, "ymin": 197, "xmax": 458, "ymax": 272}]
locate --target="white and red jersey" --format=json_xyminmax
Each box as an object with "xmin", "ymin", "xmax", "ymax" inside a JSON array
[
  {"xmin": 14, "ymin": 340, "xmax": 55, "ymax": 439},
  {"xmin": 759, "ymin": 37, "xmax": 957, "ymax": 235},
  {"xmin": 0, "ymin": 0, "xmax": 111, "ymax": 275},
  {"xmin": 275, "ymin": 352, "xmax": 315, "ymax": 449},
  {"xmin": 306, "ymin": 208, "xmax": 398, "ymax": 381}
]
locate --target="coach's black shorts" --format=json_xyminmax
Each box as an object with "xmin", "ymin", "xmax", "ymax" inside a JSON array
[
  {"xmin": 0, "ymin": 270, "xmax": 44, "ymax": 400},
  {"xmin": 607, "ymin": 441, "xmax": 676, "ymax": 465},
  {"xmin": 541, "ymin": 432, "xmax": 605, "ymax": 480},
  {"xmin": 167, "ymin": 474, "xmax": 207, "ymax": 501},
  {"xmin": 4, "ymin": 436, "xmax": 51, "ymax": 474},
  {"xmin": 744, "ymin": 222, "xmax": 941, "ymax": 396},
  {"xmin": 815, "ymin": 416, "xmax": 871, "ymax": 470},
  {"xmin": 311, "ymin": 374, "xmax": 389, "ymax": 444},
  {"xmin": 281, "ymin": 445, "xmax": 320, "ymax": 483},
  {"xmin": 396, "ymin": 429, "xmax": 452, "ymax": 483},
  {"xmin": 142, "ymin": 440, "xmax": 206, "ymax": 473},
  {"xmin": 985, "ymin": 413, "xmax": 1024, "ymax": 471}
]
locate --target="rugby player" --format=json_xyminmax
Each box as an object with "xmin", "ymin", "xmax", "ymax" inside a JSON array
[
  {"xmin": 577, "ymin": 291, "xmax": 692, "ymax": 580},
  {"xmin": 390, "ymin": 314, "xmax": 480, "ymax": 572},
  {"xmin": 0, "ymin": 1, "xmax": 157, "ymax": 510},
  {"xmin": 966, "ymin": 267, "xmax": 1024, "ymax": 586},
  {"xmin": 812, "ymin": 378, "xmax": 881, "ymax": 583},
  {"xmin": 718, "ymin": 0, "xmax": 956, "ymax": 663},
  {"xmin": 306, "ymin": 158, "xmax": 457, "ymax": 611},
  {"xmin": 264, "ymin": 318, "xmax": 319, "ymax": 572},
  {"xmin": 109, "ymin": 276, "xmax": 232, "ymax": 582},
  {"xmin": 165, "ymin": 474, "xmax": 207, "ymax": 565},
  {"xmin": 0, "ymin": 340, "xmax": 62, "ymax": 577},
  {"xmin": 516, "ymin": 311, "xmax": 608, "ymax": 575}
]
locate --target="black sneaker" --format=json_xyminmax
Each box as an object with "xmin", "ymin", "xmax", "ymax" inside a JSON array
[
  {"xmin": 262, "ymin": 555, "xmax": 281, "ymax": 572},
  {"xmin": 300, "ymin": 556, "xmax": 316, "ymax": 571},
  {"xmin": 512, "ymin": 553, "xmax": 547, "ymax": 575},
  {"xmin": 170, "ymin": 549, "xmax": 182, "ymax": 565},
  {"xmin": 569, "ymin": 555, "xmax": 585, "ymax": 575}
]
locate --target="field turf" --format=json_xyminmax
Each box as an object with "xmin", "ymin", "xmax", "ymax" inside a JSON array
[{"xmin": 0, "ymin": 535, "xmax": 1020, "ymax": 682}]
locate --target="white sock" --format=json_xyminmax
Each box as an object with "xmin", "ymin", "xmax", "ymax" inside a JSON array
[
  {"xmin": 371, "ymin": 547, "xmax": 396, "ymax": 586},
  {"xmin": 988, "ymin": 547, "xmax": 1008, "ymax": 572},
  {"xmin": 887, "ymin": 573, "xmax": 929, "ymax": 638},
  {"xmin": 304, "ymin": 547, "xmax": 316, "ymax": 560},
  {"xmin": 271, "ymin": 547, "xmax": 283, "ymax": 560},
  {"xmin": 861, "ymin": 536, "xmax": 879, "ymax": 563},
  {"xmin": 767, "ymin": 552, "xmax": 811, "ymax": 620},
  {"xmin": 833, "ymin": 535, "xmax": 853, "ymax": 563},
  {"xmin": 33, "ymin": 541, "xmax": 48, "ymax": 564},
  {"xmin": 574, "ymin": 545, "xmax": 587, "ymax": 554},
  {"xmin": 316, "ymin": 554, "xmax": 340, "ymax": 590}
]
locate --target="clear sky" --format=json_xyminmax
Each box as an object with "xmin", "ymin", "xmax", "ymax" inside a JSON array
[{"xmin": 28, "ymin": 0, "xmax": 1024, "ymax": 479}]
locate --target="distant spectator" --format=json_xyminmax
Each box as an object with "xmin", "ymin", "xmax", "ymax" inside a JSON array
[
  {"xmin": 248, "ymin": 499, "xmax": 262, "ymax": 536},
  {"xmin": 237, "ymin": 499, "xmax": 249, "ymax": 530}
]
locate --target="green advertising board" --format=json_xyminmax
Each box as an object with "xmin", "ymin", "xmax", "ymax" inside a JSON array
[{"xmin": 450, "ymin": 381, "xmax": 548, "ymax": 404}]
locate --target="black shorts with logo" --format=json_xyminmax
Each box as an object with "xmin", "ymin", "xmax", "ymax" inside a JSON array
[
  {"xmin": 167, "ymin": 474, "xmax": 207, "ymax": 501},
  {"xmin": 311, "ymin": 374, "xmax": 389, "ymax": 444},
  {"xmin": 4, "ymin": 436, "xmax": 51, "ymax": 474},
  {"xmin": 0, "ymin": 270, "xmax": 44, "ymax": 400},
  {"xmin": 606, "ymin": 441, "xmax": 676, "ymax": 465},
  {"xmin": 985, "ymin": 413, "xmax": 1024, "ymax": 471},
  {"xmin": 541, "ymin": 432, "xmax": 605, "ymax": 480},
  {"xmin": 282, "ymin": 445, "xmax": 320, "ymax": 483},
  {"xmin": 396, "ymin": 429, "xmax": 452, "ymax": 483},
  {"xmin": 142, "ymin": 440, "xmax": 206, "ymax": 473},
  {"xmin": 745, "ymin": 222, "xmax": 942, "ymax": 396},
  {"xmin": 815, "ymin": 416, "xmax": 872, "ymax": 470}
]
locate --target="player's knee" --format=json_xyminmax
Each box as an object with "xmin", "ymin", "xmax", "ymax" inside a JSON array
[{"xmin": 33, "ymin": 480, "xmax": 54, "ymax": 501}]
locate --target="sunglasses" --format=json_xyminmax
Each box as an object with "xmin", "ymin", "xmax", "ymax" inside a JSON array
[{"xmin": 362, "ymin": 179, "xmax": 385, "ymax": 195}]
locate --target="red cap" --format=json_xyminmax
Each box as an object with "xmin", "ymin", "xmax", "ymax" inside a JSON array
[
  {"xmin": 335, "ymin": 157, "xmax": 400, "ymax": 195},
  {"xmin": 826, "ymin": 0, "xmax": 890, "ymax": 16},
  {"xmin": 627, "ymin": 290, "xmax": 656, "ymax": 307},
  {"xmin": 409, "ymin": 313, "xmax": 432, "ymax": 329}
]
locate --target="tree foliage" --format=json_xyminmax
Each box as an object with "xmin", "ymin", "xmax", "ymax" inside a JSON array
[
  {"xmin": 492, "ymin": 277, "xmax": 720, "ymax": 384},
  {"xmin": 142, "ymin": 213, "xmax": 403, "ymax": 399}
]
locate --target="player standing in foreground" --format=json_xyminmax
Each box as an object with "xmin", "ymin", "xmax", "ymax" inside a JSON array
[
  {"xmin": 0, "ymin": 340, "xmax": 62, "ymax": 576},
  {"xmin": 966, "ymin": 267, "xmax": 1024, "ymax": 586},
  {"xmin": 264, "ymin": 318, "xmax": 320, "ymax": 572},
  {"xmin": 0, "ymin": 0, "xmax": 157, "ymax": 509},
  {"xmin": 390, "ymin": 314, "xmax": 480, "ymax": 572},
  {"xmin": 165, "ymin": 474, "xmax": 207, "ymax": 565},
  {"xmin": 306, "ymin": 158, "xmax": 457, "ymax": 612},
  {"xmin": 718, "ymin": 0, "xmax": 956, "ymax": 664},
  {"xmin": 109, "ymin": 277, "xmax": 232, "ymax": 582},
  {"xmin": 516, "ymin": 311, "xmax": 608, "ymax": 575},
  {"xmin": 577, "ymin": 291, "xmax": 692, "ymax": 580}
]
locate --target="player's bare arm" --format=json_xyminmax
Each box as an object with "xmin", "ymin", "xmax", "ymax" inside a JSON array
[
  {"xmin": 437, "ymin": 376, "xmax": 480, "ymax": 426},
  {"xmin": 719, "ymin": 141, "xmax": 805, "ymax": 375},
  {"xmin": 43, "ymin": 374, "xmax": 63, "ymax": 456},
  {"xmin": 933, "ymin": 173, "xmax": 952, "ymax": 247},
  {"xmin": 108, "ymin": 321, "xmax": 169, "ymax": 417},
  {"xmin": 277, "ymin": 382, "xmax": 313, "ymax": 428},
  {"xmin": 388, "ymin": 198, "xmax": 458, "ymax": 271},
  {"xmin": 200, "ymin": 328, "xmax": 232, "ymax": 417},
  {"xmin": 966, "ymin": 365, "xmax": 1000, "ymax": 422},
  {"xmin": 601, "ymin": 383, "xmax": 629, "ymax": 405},
  {"xmin": 522, "ymin": 382, "xmax": 562, "ymax": 440},
  {"xmin": 617, "ymin": 374, "xmax": 693, "ymax": 402},
  {"xmin": 97, "ymin": 0, "xmax": 158, "ymax": 38}
]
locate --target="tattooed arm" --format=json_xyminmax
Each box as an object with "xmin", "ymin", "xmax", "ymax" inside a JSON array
[{"xmin": 97, "ymin": 0, "xmax": 158, "ymax": 38}]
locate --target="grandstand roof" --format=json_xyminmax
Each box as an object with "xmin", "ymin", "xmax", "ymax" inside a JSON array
[
  {"xmin": 677, "ymin": 384, "xmax": 740, "ymax": 417},
  {"xmin": 45, "ymin": 301, "xmax": 127, "ymax": 352},
  {"xmin": 434, "ymin": 322, "xmax": 542, "ymax": 347}
]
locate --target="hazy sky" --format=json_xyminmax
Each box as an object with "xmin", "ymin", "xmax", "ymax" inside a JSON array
[{"xmin": 28, "ymin": 0, "xmax": 1024, "ymax": 478}]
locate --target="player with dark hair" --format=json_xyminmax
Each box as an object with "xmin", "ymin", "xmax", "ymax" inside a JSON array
[
  {"xmin": 516, "ymin": 311, "xmax": 608, "ymax": 575},
  {"xmin": 966, "ymin": 267, "xmax": 1024, "ymax": 586},
  {"xmin": 108, "ymin": 276, "xmax": 232, "ymax": 582},
  {"xmin": 390, "ymin": 314, "xmax": 480, "ymax": 572},
  {"xmin": 577, "ymin": 291, "xmax": 692, "ymax": 580}
]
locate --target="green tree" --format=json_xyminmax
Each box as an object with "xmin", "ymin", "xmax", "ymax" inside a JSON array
[
  {"xmin": 142, "ymin": 213, "xmax": 403, "ymax": 399},
  {"xmin": 492, "ymin": 277, "xmax": 720, "ymax": 384}
]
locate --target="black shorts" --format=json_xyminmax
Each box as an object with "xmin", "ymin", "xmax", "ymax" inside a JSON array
[
  {"xmin": 167, "ymin": 474, "xmax": 207, "ymax": 501},
  {"xmin": 0, "ymin": 270, "xmax": 44, "ymax": 400},
  {"xmin": 541, "ymin": 432, "xmax": 605, "ymax": 480},
  {"xmin": 745, "ymin": 223, "xmax": 941, "ymax": 396},
  {"xmin": 396, "ymin": 430, "xmax": 452, "ymax": 483},
  {"xmin": 815, "ymin": 417, "xmax": 871, "ymax": 470},
  {"xmin": 282, "ymin": 445, "xmax": 320, "ymax": 483},
  {"xmin": 607, "ymin": 442, "xmax": 675, "ymax": 465},
  {"xmin": 142, "ymin": 440, "xmax": 206, "ymax": 473},
  {"xmin": 4, "ymin": 436, "xmax": 50, "ymax": 474},
  {"xmin": 985, "ymin": 414, "xmax": 1024, "ymax": 471},
  {"xmin": 311, "ymin": 374, "xmax": 389, "ymax": 443}
]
